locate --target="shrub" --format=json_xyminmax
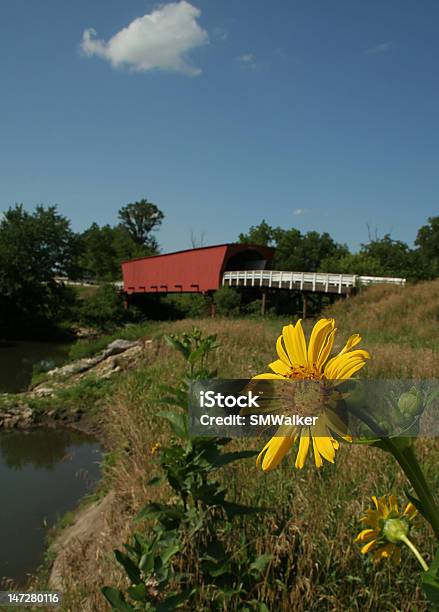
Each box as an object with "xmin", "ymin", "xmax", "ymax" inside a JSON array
[
  {"xmin": 78, "ymin": 284, "xmax": 142, "ymax": 332},
  {"xmin": 161, "ymin": 294, "xmax": 208, "ymax": 318},
  {"xmin": 213, "ymin": 286, "xmax": 241, "ymax": 316}
]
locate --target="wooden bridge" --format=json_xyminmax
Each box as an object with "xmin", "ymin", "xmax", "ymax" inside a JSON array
[{"xmin": 222, "ymin": 270, "xmax": 406, "ymax": 295}]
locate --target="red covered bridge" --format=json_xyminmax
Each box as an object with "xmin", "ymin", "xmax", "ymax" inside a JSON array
[{"xmin": 121, "ymin": 243, "xmax": 275, "ymax": 295}]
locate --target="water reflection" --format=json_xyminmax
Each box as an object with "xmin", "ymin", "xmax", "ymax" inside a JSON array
[
  {"xmin": 0, "ymin": 428, "xmax": 101, "ymax": 585},
  {"xmin": 0, "ymin": 428, "xmax": 91, "ymax": 470},
  {"xmin": 0, "ymin": 340, "xmax": 69, "ymax": 393}
]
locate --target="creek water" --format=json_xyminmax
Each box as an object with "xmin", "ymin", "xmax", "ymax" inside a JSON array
[
  {"xmin": 0, "ymin": 427, "xmax": 101, "ymax": 586},
  {"xmin": 0, "ymin": 340, "xmax": 70, "ymax": 393}
]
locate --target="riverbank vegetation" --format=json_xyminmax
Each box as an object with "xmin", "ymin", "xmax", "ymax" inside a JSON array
[{"xmin": 24, "ymin": 280, "xmax": 439, "ymax": 611}]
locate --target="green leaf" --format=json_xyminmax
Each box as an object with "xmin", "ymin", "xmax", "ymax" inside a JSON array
[
  {"xmin": 209, "ymin": 450, "xmax": 258, "ymax": 468},
  {"xmin": 135, "ymin": 503, "xmax": 184, "ymax": 529},
  {"xmin": 156, "ymin": 589, "xmax": 196, "ymax": 611},
  {"xmin": 221, "ymin": 500, "xmax": 265, "ymax": 519},
  {"xmin": 139, "ymin": 551, "xmax": 155, "ymax": 574},
  {"xmin": 250, "ymin": 554, "xmax": 274, "ymax": 573},
  {"xmin": 188, "ymin": 345, "xmax": 206, "ymax": 365},
  {"xmin": 147, "ymin": 476, "xmax": 163, "ymax": 486},
  {"xmin": 161, "ymin": 543, "xmax": 180, "ymax": 565},
  {"xmin": 157, "ymin": 410, "xmax": 188, "ymax": 438},
  {"xmin": 164, "ymin": 335, "xmax": 190, "ymax": 359},
  {"xmin": 126, "ymin": 583, "xmax": 148, "ymax": 602},
  {"xmin": 101, "ymin": 587, "xmax": 134, "ymax": 611},
  {"xmin": 422, "ymin": 546, "xmax": 439, "ymax": 604},
  {"xmin": 114, "ymin": 550, "xmax": 141, "ymax": 584}
]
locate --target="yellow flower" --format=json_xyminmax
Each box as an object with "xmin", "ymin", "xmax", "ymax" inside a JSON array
[
  {"xmin": 150, "ymin": 443, "xmax": 161, "ymax": 455},
  {"xmin": 254, "ymin": 318, "xmax": 369, "ymax": 470},
  {"xmin": 355, "ymin": 495, "xmax": 419, "ymax": 565}
]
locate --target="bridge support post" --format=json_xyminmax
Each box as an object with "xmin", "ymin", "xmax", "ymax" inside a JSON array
[
  {"xmin": 261, "ymin": 290, "xmax": 267, "ymax": 316},
  {"xmin": 302, "ymin": 293, "xmax": 308, "ymax": 320}
]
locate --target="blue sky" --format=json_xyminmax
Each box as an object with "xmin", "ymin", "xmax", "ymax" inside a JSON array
[{"xmin": 1, "ymin": 0, "xmax": 438, "ymax": 252}]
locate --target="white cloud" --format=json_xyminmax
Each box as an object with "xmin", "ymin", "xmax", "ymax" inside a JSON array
[
  {"xmin": 80, "ymin": 1, "xmax": 208, "ymax": 76},
  {"xmin": 365, "ymin": 41, "xmax": 392, "ymax": 55},
  {"xmin": 237, "ymin": 53, "xmax": 261, "ymax": 71},
  {"xmin": 293, "ymin": 208, "xmax": 306, "ymax": 216},
  {"xmin": 238, "ymin": 53, "xmax": 255, "ymax": 65}
]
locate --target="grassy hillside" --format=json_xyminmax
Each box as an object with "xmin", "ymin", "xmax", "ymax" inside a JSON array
[{"xmin": 51, "ymin": 282, "xmax": 439, "ymax": 611}]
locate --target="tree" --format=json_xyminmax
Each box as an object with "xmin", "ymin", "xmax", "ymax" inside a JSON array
[
  {"xmin": 415, "ymin": 216, "xmax": 439, "ymax": 279},
  {"xmin": 359, "ymin": 234, "xmax": 414, "ymax": 279},
  {"xmin": 78, "ymin": 222, "xmax": 154, "ymax": 281},
  {"xmin": 0, "ymin": 204, "xmax": 78, "ymax": 331},
  {"xmin": 118, "ymin": 199, "xmax": 164, "ymax": 250},
  {"xmin": 320, "ymin": 252, "xmax": 384, "ymax": 275},
  {"xmin": 274, "ymin": 229, "xmax": 349, "ymax": 272},
  {"xmin": 238, "ymin": 220, "xmax": 277, "ymax": 247},
  {"xmin": 78, "ymin": 223, "xmax": 119, "ymax": 280}
]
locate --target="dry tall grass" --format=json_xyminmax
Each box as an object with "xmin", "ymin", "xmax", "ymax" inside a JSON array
[{"xmin": 54, "ymin": 282, "xmax": 439, "ymax": 611}]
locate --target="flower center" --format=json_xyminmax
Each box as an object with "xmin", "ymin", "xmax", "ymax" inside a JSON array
[
  {"xmin": 286, "ymin": 365, "xmax": 322, "ymax": 381},
  {"xmin": 278, "ymin": 379, "xmax": 331, "ymax": 418}
]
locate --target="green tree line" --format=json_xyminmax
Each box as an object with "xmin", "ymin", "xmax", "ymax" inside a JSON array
[
  {"xmin": 1, "ymin": 199, "xmax": 438, "ymax": 336},
  {"xmin": 239, "ymin": 218, "xmax": 439, "ymax": 280}
]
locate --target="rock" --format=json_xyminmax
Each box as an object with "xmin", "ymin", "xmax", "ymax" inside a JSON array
[
  {"xmin": 4, "ymin": 415, "xmax": 19, "ymax": 428},
  {"xmin": 47, "ymin": 356, "xmax": 101, "ymax": 378},
  {"xmin": 100, "ymin": 339, "xmax": 141, "ymax": 358},
  {"xmin": 46, "ymin": 339, "xmax": 142, "ymax": 381},
  {"xmin": 33, "ymin": 386, "xmax": 54, "ymax": 397}
]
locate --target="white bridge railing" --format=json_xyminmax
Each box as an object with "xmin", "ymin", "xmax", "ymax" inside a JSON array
[{"xmin": 222, "ymin": 270, "xmax": 406, "ymax": 294}]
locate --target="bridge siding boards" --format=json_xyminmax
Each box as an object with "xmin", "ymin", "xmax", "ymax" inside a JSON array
[{"xmin": 121, "ymin": 243, "xmax": 274, "ymax": 295}]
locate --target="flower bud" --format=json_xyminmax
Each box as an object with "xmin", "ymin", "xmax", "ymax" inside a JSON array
[
  {"xmin": 398, "ymin": 389, "xmax": 421, "ymax": 418},
  {"xmin": 382, "ymin": 518, "xmax": 409, "ymax": 544}
]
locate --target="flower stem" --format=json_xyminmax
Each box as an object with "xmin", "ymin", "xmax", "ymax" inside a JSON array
[
  {"xmin": 384, "ymin": 440, "xmax": 439, "ymax": 540},
  {"xmin": 400, "ymin": 534, "xmax": 429, "ymax": 571}
]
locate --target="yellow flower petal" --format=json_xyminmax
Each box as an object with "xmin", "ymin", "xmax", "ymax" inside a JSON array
[
  {"xmin": 354, "ymin": 528, "xmax": 379, "ymax": 543},
  {"xmin": 268, "ymin": 359, "xmax": 291, "ymax": 376},
  {"xmin": 372, "ymin": 543, "xmax": 399, "ymax": 564},
  {"xmin": 316, "ymin": 329, "xmax": 337, "ymax": 371},
  {"xmin": 256, "ymin": 428, "xmax": 297, "ymax": 471},
  {"xmin": 313, "ymin": 433, "xmax": 336, "ymax": 463},
  {"xmin": 307, "ymin": 319, "xmax": 335, "ymax": 369},
  {"xmin": 276, "ymin": 334, "xmax": 291, "ymax": 367},
  {"xmin": 388, "ymin": 495, "xmax": 399, "ymax": 514},
  {"xmin": 294, "ymin": 431, "xmax": 310, "ymax": 469},
  {"xmin": 403, "ymin": 502, "xmax": 418, "ymax": 521},
  {"xmin": 325, "ymin": 408, "xmax": 350, "ymax": 439},
  {"xmin": 361, "ymin": 539, "xmax": 377, "ymax": 554},
  {"xmin": 282, "ymin": 321, "xmax": 308, "ymax": 368},
  {"xmin": 324, "ymin": 350, "xmax": 370, "ymax": 379},
  {"xmin": 252, "ymin": 373, "xmax": 285, "ymax": 380},
  {"xmin": 339, "ymin": 333, "xmax": 362, "ymax": 355},
  {"xmin": 311, "ymin": 434, "xmax": 323, "ymax": 468}
]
